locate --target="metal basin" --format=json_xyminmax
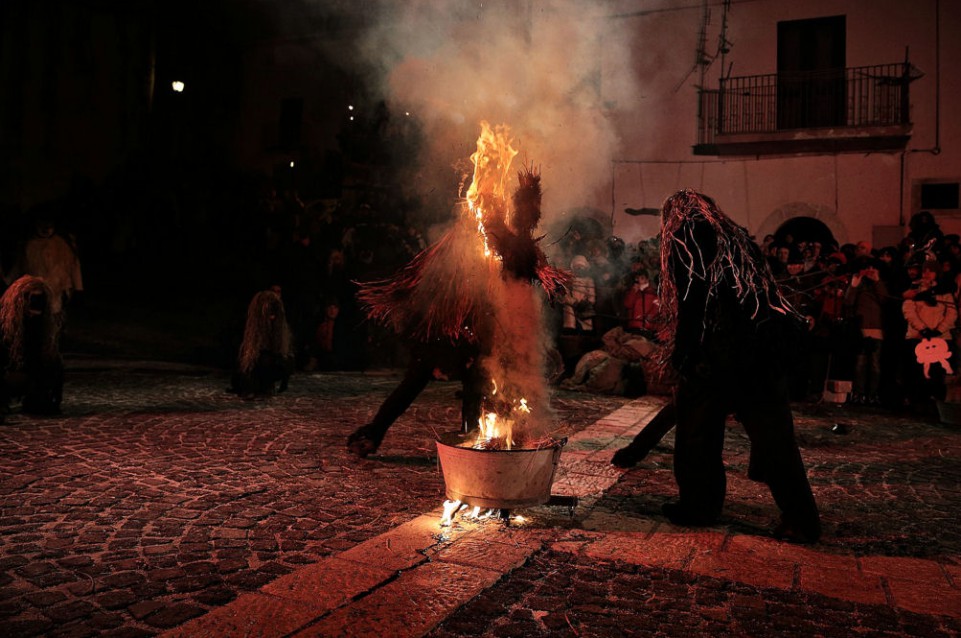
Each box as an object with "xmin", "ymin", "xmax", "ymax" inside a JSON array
[{"xmin": 435, "ymin": 432, "xmax": 566, "ymax": 509}]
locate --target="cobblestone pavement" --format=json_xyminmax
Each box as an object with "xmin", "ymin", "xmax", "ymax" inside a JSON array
[
  {"xmin": 3, "ymin": 357, "xmax": 961, "ymax": 637},
  {"xmin": 0, "ymin": 359, "xmax": 630, "ymax": 638},
  {"xmin": 427, "ymin": 403, "xmax": 961, "ymax": 638}
]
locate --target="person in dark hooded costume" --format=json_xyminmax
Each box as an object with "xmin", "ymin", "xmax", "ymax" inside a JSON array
[
  {"xmin": 1, "ymin": 276, "xmax": 64, "ymax": 417},
  {"xmin": 656, "ymin": 189, "xmax": 821, "ymax": 544},
  {"xmin": 229, "ymin": 288, "xmax": 295, "ymax": 399}
]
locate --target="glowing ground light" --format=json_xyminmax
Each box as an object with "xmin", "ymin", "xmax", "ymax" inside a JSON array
[
  {"xmin": 439, "ymin": 499, "xmax": 529, "ymax": 527},
  {"xmin": 440, "ymin": 500, "xmax": 464, "ymax": 526}
]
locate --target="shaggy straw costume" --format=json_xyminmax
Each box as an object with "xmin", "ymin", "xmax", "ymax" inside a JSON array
[
  {"xmin": 0, "ymin": 275, "xmax": 64, "ymax": 417},
  {"xmin": 230, "ymin": 289, "xmax": 294, "ymax": 399},
  {"xmin": 347, "ymin": 167, "xmax": 568, "ymax": 457},
  {"xmin": 657, "ymin": 189, "xmax": 820, "ymax": 543},
  {"xmin": 357, "ymin": 168, "xmax": 566, "ymax": 345}
]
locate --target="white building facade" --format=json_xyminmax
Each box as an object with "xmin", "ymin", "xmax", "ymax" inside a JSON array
[{"xmin": 603, "ymin": 0, "xmax": 960, "ymax": 250}]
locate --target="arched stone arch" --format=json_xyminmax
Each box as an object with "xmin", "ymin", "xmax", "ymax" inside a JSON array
[{"xmin": 756, "ymin": 202, "xmax": 849, "ymax": 247}]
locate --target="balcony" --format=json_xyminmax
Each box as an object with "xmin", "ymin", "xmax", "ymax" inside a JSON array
[{"xmin": 693, "ymin": 63, "xmax": 920, "ymax": 156}]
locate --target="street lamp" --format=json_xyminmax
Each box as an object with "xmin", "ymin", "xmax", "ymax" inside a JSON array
[{"xmin": 171, "ymin": 80, "xmax": 185, "ymax": 93}]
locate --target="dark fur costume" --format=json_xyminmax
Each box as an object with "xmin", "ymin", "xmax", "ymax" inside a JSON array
[
  {"xmin": 229, "ymin": 290, "xmax": 294, "ymax": 399},
  {"xmin": 657, "ymin": 190, "xmax": 820, "ymax": 543},
  {"xmin": 1, "ymin": 276, "xmax": 64, "ymax": 417}
]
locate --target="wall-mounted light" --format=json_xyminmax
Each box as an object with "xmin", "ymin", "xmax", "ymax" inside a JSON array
[{"xmin": 171, "ymin": 81, "xmax": 185, "ymax": 93}]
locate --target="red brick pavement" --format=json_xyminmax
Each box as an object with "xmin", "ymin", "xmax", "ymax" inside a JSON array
[{"xmin": 163, "ymin": 397, "xmax": 961, "ymax": 637}]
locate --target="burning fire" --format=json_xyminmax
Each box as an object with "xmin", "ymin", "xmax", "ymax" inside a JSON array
[
  {"xmin": 435, "ymin": 122, "xmax": 570, "ymax": 527},
  {"xmin": 469, "ymin": 379, "xmax": 534, "ymax": 450},
  {"xmin": 459, "ymin": 122, "xmax": 547, "ymax": 451},
  {"xmin": 465, "ymin": 121, "xmax": 518, "ymax": 257}
]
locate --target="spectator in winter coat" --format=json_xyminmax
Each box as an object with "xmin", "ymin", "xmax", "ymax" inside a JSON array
[
  {"xmin": 622, "ymin": 270, "xmax": 661, "ymax": 339},
  {"xmin": 844, "ymin": 258, "xmax": 888, "ymax": 404},
  {"xmin": 563, "ymin": 255, "xmax": 596, "ymax": 334},
  {"xmin": 902, "ymin": 260, "xmax": 958, "ymax": 408}
]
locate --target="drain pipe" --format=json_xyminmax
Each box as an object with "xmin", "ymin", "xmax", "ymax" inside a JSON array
[
  {"xmin": 911, "ymin": 0, "xmax": 942, "ymax": 156},
  {"xmin": 902, "ymin": 0, "xmax": 942, "ymax": 228},
  {"xmin": 899, "ymin": 151, "xmax": 906, "ymax": 227}
]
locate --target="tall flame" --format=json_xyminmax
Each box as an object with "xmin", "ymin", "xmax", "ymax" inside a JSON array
[
  {"xmin": 465, "ymin": 121, "xmax": 518, "ymax": 257},
  {"xmin": 459, "ymin": 121, "xmax": 548, "ymax": 452}
]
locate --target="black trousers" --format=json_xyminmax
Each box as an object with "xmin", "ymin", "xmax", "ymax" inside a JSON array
[
  {"xmin": 673, "ymin": 368, "xmax": 820, "ymax": 535},
  {"xmin": 365, "ymin": 342, "xmax": 486, "ymax": 442}
]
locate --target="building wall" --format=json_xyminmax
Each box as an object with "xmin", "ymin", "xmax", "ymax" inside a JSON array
[{"xmin": 604, "ymin": 0, "xmax": 960, "ymax": 249}]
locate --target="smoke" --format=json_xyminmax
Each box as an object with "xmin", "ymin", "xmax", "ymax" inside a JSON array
[
  {"xmin": 351, "ymin": 0, "xmax": 640, "ymax": 229},
  {"xmin": 482, "ymin": 275, "xmax": 556, "ymax": 441}
]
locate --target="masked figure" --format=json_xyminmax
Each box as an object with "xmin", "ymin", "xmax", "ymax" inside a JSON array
[
  {"xmin": 1, "ymin": 276, "xmax": 64, "ymax": 417},
  {"xmin": 229, "ymin": 289, "xmax": 295, "ymax": 399},
  {"xmin": 658, "ymin": 189, "xmax": 821, "ymax": 544},
  {"xmin": 347, "ymin": 166, "xmax": 568, "ymax": 457}
]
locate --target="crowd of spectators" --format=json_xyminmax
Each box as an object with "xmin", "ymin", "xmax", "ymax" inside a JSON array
[
  {"xmin": 5, "ymin": 169, "xmax": 957, "ymax": 418},
  {"xmin": 551, "ymin": 209, "xmax": 960, "ymax": 414},
  {"xmin": 769, "ymin": 210, "xmax": 959, "ymax": 414}
]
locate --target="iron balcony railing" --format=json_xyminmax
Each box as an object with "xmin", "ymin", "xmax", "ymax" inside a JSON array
[{"xmin": 697, "ymin": 62, "xmax": 915, "ymax": 146}]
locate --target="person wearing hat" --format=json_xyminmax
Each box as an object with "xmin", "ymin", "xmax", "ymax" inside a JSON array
[
  {"xmin": 562, "ymin": 255, "xmax": 595, "ymax": 334},
  {"xmin": 843, "ymin": 257, "xmax": 888, "ymax": 404}
]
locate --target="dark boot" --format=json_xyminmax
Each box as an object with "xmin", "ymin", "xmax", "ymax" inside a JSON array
[
  {"xmin": 611, "ymin": 442, "xmax": 653, "ymax": 468},
  {"xmin": 347, "ymin": 423, "xmax": 384, "ymax": 458},
  {"xmin": 662, "ymin": 501, "xmax": 718, "ymax": 527},
  {"xmin": 773, "ymin": 515, "xmax": 821, "ymax": 544}
]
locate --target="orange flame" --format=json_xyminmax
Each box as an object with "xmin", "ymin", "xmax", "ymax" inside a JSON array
[
  {"xmin": 471, "ymin": 378, "xmax": 534, "ymax": 450},
  {"xmin": 465, "ymin": 121, "xmax": 518, "ymax": 257}
]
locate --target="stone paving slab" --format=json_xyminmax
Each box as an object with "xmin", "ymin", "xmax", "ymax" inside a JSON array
[
  {"xmin": 292, "ymin": 561, "xmax": 504, "ymax": 638},
  {"xmin": 162, "ymin": 396, "xmax": 668, "ymax": 637},
  {"xmin": 161, "ymin": 592, "xmax": 330, "ymax": 638},
  {"xmin": 886, "ymin": 578, "xmax": 961, "ymax": 618},
  {"xmin": 0, "ymin": 363, "xmax": 634, "ymax": 638},
  {"xmin": 335, "ymin": 512, "xmax": 456, "ymax": 573},
  {"xmin": 798, "ymin": 563, "xmax": 887, "ymax": 606},
  {"xmin": 6, "ymin": 360, "xmax": 961, "ymax": 637},
  {"xmin": 426, "ymin": 401, "xmax": 961, "ymax": 638},
  {"xmin": 260, "ymin": 558, "xmax": 398, "ymax": 612}
]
